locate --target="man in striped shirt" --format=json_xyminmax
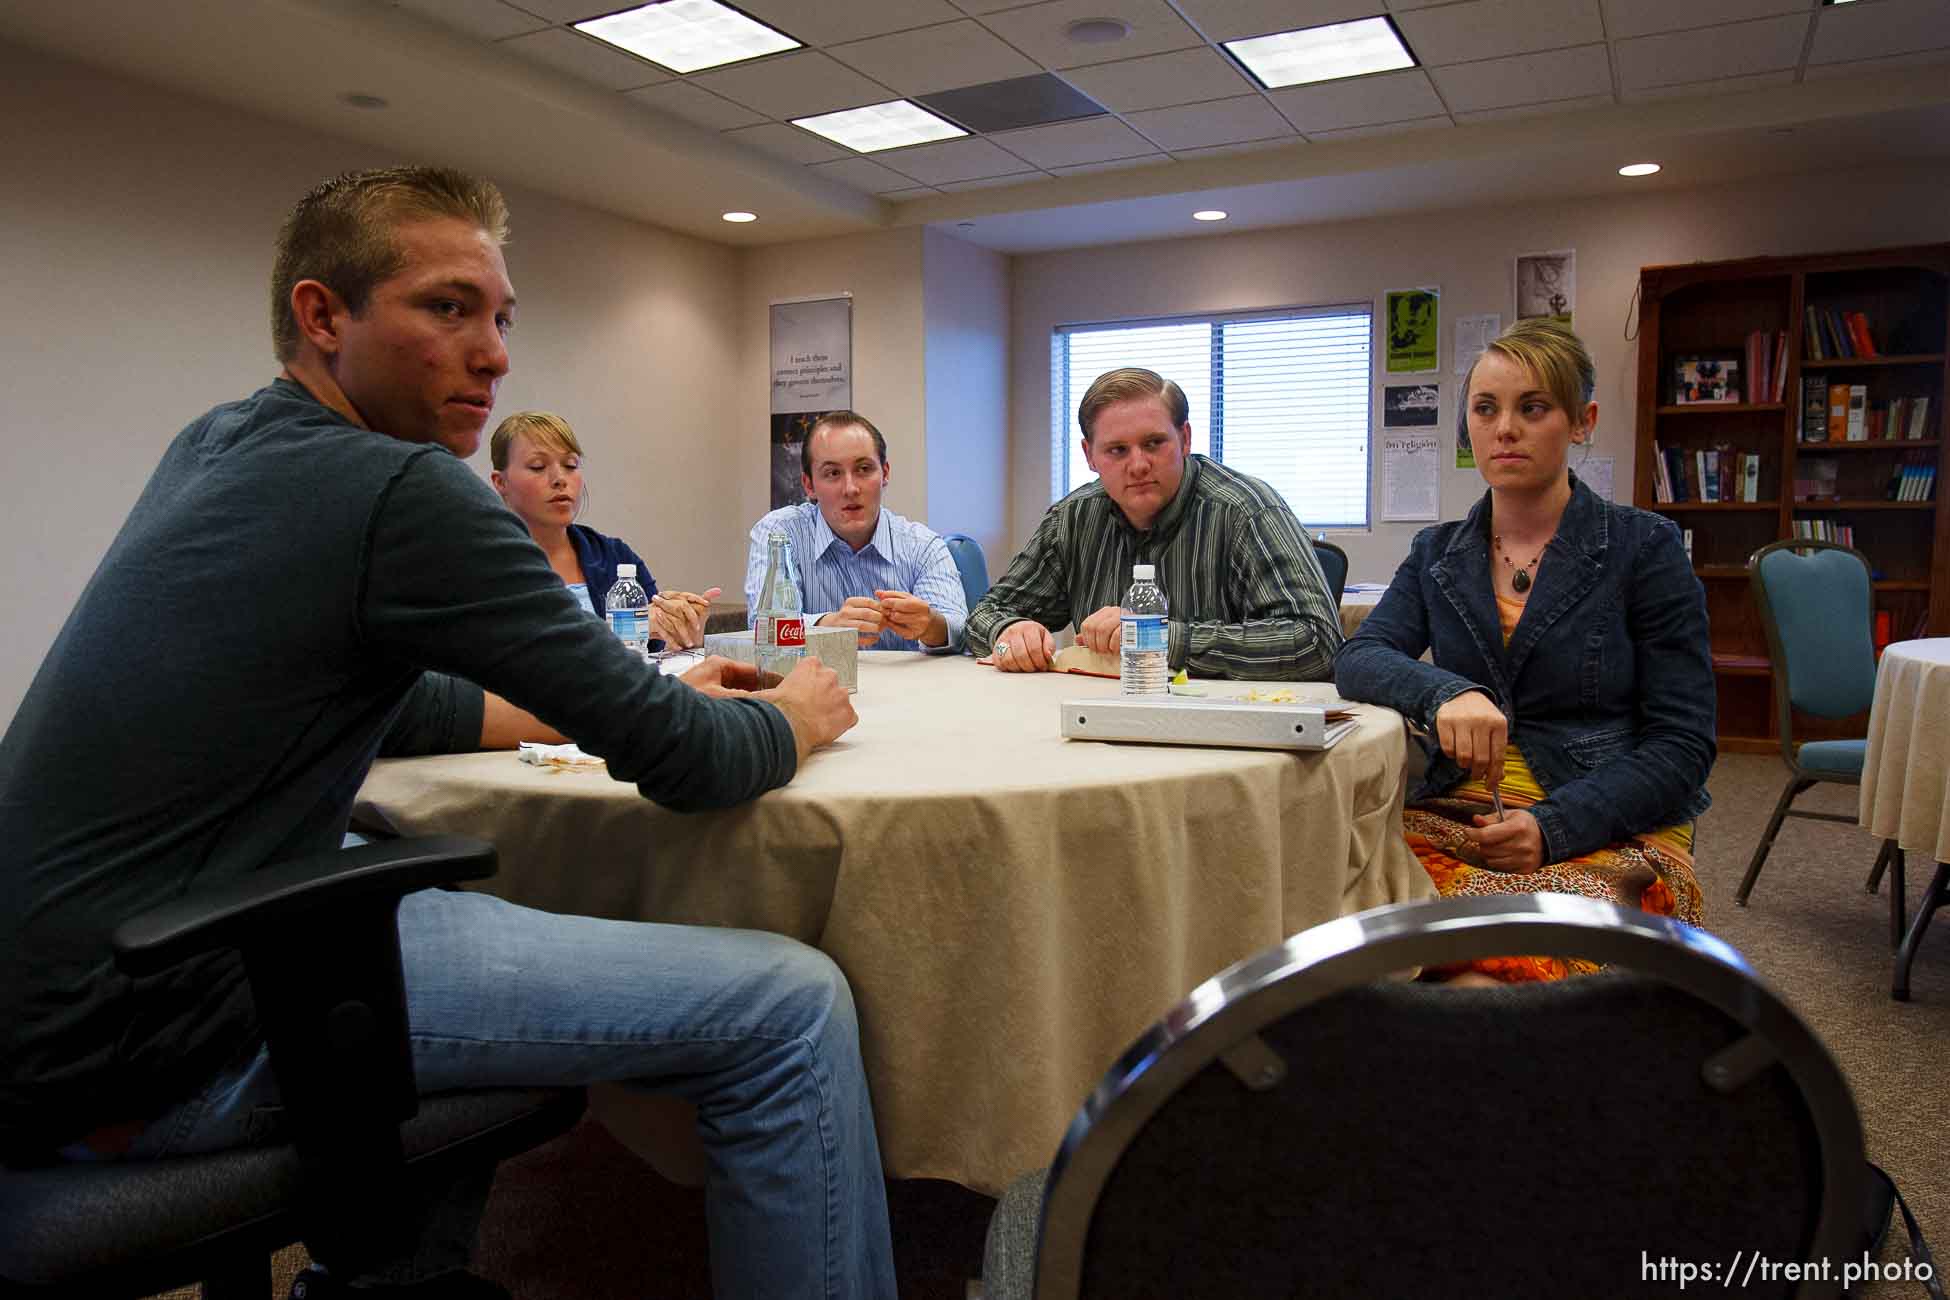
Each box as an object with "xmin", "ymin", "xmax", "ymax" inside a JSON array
[
  {"xmin": 745, "ymin": 411, "xmax": 967, "ymax": 653},
  {"xmin": 970, "ymin": 368, "xmax": 1341, "ymax": 680}
]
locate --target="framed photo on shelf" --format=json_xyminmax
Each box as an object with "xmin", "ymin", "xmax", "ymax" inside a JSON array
[{"xmin": 1671, "ymin": 354, "xmax": 1741, "ymax": 405}]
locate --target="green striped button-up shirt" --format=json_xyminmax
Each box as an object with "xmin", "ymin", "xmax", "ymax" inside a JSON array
[{"xmin": 966, "ymin": 455, "xmax": 1342, "ymax": 680}]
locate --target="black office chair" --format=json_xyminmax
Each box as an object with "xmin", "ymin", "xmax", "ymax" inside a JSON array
[
  {"xmin": 1312, "ymin": 537, "xmax": 1348, "ymax": 607},
  {"xmin": 0, "ymin": 836, "xmax": 585, "ymax": 1299},
  {"xmin": 984, "ymin": 895, "xmax": 1866, "ymax": 1300},
  {"xmin": 945, "ymin": 533, "xmax": 991, "ymax": 609}
]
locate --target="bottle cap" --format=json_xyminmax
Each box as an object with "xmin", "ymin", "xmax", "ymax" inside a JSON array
[
  {"xmin": 617, "ymin": 564, "xmax": 636, "ymax": 578},
  {"xmin": 1132, "ymin": 563, "xmax": 1155, "ymax": 580}
]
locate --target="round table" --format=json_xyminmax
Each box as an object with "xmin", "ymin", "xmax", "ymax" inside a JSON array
[
  {"xmin": 1859, "ymin": 637, "xmax": 1950, "ymax": 999},
  {"xmin": 357, "ymin": 654, "xmax": 1429, "ymax": 1193}
]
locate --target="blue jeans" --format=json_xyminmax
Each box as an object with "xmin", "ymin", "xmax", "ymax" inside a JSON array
[{"xmin": 120, "ymin": 888, "xmax": 897, "ymax": 1299}]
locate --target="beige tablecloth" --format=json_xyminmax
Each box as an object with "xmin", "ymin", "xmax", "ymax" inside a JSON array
[
  {"xmin": 1861, "ymin": 638, "xmax": 1950, "ymax": 864},
  {"xmin": 357, "ymin": 654, "xmax": 1429, "ymax": 1193}
]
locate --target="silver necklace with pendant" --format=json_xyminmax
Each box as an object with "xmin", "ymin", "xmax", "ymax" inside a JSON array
[{"xmin": 1494, "ymin": 534, "xmax": 1544, "ymax": 593}]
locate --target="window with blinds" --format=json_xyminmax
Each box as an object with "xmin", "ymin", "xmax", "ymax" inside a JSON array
[{"xmin": 1051, "ymin": 304, "xmax": 1372, "ymax": 529}]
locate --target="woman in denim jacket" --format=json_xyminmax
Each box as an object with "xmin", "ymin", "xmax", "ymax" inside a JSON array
[{"xmin": 1336, "ymin": 319, "xmax": 1715, "ymax": 982}]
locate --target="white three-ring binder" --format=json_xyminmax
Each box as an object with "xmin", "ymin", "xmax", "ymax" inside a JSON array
[{"xmin": 1060, "ymin": 696, "xmax": 1357, "ymax": 751}]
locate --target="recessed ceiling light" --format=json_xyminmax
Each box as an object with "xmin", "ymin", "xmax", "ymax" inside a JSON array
[
  {"xmin": 1618, "ymin": 162, "xmax": 1661, "ymax": 177},
  {"xmin": 1193, "ymin": 209, "xmax": 1228, "ymax": 222},
  {"xmin": 338, "ymin": 92, "xmax": 389, "ymax": 110},
  {"xmin": 1224, "ymin": 17, "xmax": 1416, "ymax": 90},
  {"xmin": 1065, "ymin": 18, "xmax": 1130, "ymax": 45},
  {"xmin": 576, "ymin": 0, "xmax": 800, "ymax": 75},
  {"xmin": 722, "ymin": 211, "xmax": 758, "ymax": 223},
  {"xmin": 792, "ymin": 100, "xmax": 967, "ymax": 153}
]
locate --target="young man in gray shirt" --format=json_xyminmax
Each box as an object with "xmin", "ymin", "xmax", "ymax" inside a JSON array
[{"xmin": 0, "ymin": 167, "xmax": 895, "ymax": 1299}]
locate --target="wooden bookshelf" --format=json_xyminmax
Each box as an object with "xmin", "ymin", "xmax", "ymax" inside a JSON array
[{"xmin": 1635, "ymin": 244, "xmax": 1950, "ymax": 753}]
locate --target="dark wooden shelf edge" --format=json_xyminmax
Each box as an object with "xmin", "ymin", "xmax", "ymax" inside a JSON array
[
  {"xmin": 1795, "ymin": 439, "xmax": 1941, "ymax": 452},
  {"xmin": 1792, "ymin": 500, "xmax": 1936, "ymax": 510},
  {"xmin": 1655, "ymin": 403, "xmax": 1785, "ymax": 415},
  {"xmin": 1804, "ymin": 353, "xmax": 1945, "ymax": 368}
]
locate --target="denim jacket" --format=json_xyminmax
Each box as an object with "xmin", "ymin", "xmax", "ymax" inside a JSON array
[{"xmin": 1335, "ymin": 474, "xmax": 1715, "ymax": 863}]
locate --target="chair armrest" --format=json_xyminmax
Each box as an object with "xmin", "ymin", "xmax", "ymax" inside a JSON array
[{"xmin": 110, "ymin": 835, "xmax": 496, "ymax": 977}]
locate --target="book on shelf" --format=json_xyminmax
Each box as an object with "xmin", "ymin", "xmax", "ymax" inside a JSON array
[
  {"xmin": 1681, "ymin": 528, "xmax": 1693, "ymax": 560},
  {"xmin": 1893, "ymin": 451, "xmax": 1938, "ymax": 501},
  {"xmin": 1800, "ymin": 373, "xmax": 1829, "ymax": 441},
  {"xmin": 1698, "ymin": 450, "xmax": 1719, "ymax": 502},
  {"xmin": 1742, "ymin": 329, "xmax": 1790, "ymax": 403},
  {"xmin": 1911, "ymin": 395, "xmax": 1933, "ymax": 440},
  {"xmin": 1743, "ymin": 452, "xmax": 1760, "ymax": 502},
  {"xmin": 1827, "ymin": 383, "xmax": 1850, "ymax": 441},
  {"xmin": 1846, "ymin": 384, "xmax": 1867, "ymax": 440},
  {"xmin": 1651, "ymin": 440, "xmax": 1673, "ymax": 502}
]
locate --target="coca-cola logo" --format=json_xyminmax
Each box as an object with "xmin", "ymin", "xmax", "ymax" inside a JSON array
[{"xmin": 776, "ymin": 617, "xmax": 806, "ymax": 647}]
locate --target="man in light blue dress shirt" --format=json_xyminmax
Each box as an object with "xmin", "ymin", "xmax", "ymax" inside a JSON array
[{"xmin": 745, "ymin": 411, "xmax": 966, "ymax": 653}]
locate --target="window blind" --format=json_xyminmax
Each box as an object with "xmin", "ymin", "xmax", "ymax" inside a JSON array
[{"xmin": 1052, "ymin": 304, "xmax": 1371, "ymax": 529}]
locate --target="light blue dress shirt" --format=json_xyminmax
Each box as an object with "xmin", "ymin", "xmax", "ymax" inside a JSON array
[{"xmin": 744, "ymin": 502, "xmax": 967, "ymax": 653}]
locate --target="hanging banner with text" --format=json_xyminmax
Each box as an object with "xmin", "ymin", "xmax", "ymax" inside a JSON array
[{"xmin": 769, "ymin": 296, "xmax": 853, "ymax": 509}]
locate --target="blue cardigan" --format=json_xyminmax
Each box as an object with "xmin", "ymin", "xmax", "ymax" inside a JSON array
[
  {"xmin": 569, "ymin": 523, "xmax": 655, "ymax": 620},
  {"xmin": 1335, "ymin": 474, "xmax": 1715, "ymax": 863}
]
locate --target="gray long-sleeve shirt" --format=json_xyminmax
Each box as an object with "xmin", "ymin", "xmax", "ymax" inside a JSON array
[
  {"xmin": 965, "ymin": 455, "xmax": 1343, "ymax": 680},
  {"xmin": 0, "ymin": 379, "xmax": 795, "ymax": 1153}
]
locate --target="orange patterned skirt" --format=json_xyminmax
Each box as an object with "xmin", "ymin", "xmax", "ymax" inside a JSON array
[{"xmin": 1404, "ymin": 761, "xmax": 1705, "ymax": 984}]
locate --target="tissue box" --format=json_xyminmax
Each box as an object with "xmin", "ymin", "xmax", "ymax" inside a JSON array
[{"xmin": 703, "ymin": 626, "xmax": 859, "ymax": 691}]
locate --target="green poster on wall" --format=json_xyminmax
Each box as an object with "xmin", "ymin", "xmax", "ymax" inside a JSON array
[{"xmin": 1385, "ymin": 287, "xmax": 1439, "ymax": 374}]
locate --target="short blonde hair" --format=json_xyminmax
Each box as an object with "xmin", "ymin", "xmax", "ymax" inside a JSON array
[
  {"xmin": 1077, "ymin": 367, "xmax": 1190, "ymax": 441},
  {"xmin": 270, "ymin": 166, "xmax": 510, "ymax": 362},
  {"xmin": 490, "ymin": 411, "xmax": 583, "ymax": 470},
  {"xmin": 1473, "ymin": 318, "xmax": 1595, "ymax": 424}
]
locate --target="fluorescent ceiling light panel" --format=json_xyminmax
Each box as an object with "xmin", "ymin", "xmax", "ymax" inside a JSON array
[
  {"xmin": 792, "ymin": 100, "xmax": 967, "ymax": 153},
  {"xmin": 576, "ymin": 1, "xmax": 800, "ymax": 75},
  {"xmin": 1225, "ymin": 17, "xmax": 1415, "ymax": 90}
]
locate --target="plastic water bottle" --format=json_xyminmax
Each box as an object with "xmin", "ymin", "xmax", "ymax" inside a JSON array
[
  {"xmin": 606, "ymin": 563, "xmax": 651, "ymax": 663},
  {"xmin": 1120, "ymin": 563, "xmax": 1169, "ymax": 695},
  {"xmin": 753, "ymin": 532, "xmax": 805, "ymax": 678}
]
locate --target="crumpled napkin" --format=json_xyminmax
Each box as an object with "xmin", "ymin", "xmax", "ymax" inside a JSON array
[{"xmin": 517, "ymin": 741, "xmax": 605, "ymax": 772}]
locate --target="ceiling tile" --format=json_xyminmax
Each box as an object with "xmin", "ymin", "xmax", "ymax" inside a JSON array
[
  {"xmin": 1058, "ymin": 47, "xmax": 1253, "ymax": 112},
  {"xmin": 1307, "ymin": 114, "xmax": 1454, "ymax": 140},
  {"xmin": 1393, "ymin": 0, "xmax": 1605, "ymax": 67},
  {"xmin": 883, "ymin": 188, "xmax": 941, "ymax": 200},
  {"xmin": 732, "ymin": 0, "xmax": 964, "ymax": 47},
  {"xmin": 692, "ymin": 50, "xmax": 895, "ymax": 118},
  {"xmin": 1170, "ymin": 137, "xmax": 1306, "ymax": 158},
  {"xmin": 1451, "ymin": 92, "xmax": 1614, "ymax": 123},
  {"xmin": 1622, "ymin": 69, "xmax": 1794, "ymax": 100},
  {"xmin": 877, "ymin": 136, "xmax": 1040, "ymax": 184},
  {"xmin": 722, "ymin": 121, "xmax": 852, "ymax": 164},
  {"xmin": 1049, "ymin": 153, "xmax": 1172, "ymax": 174},
  {"xmin": 393, "ymin": 0, "xmax": 548, "ymax": 41},
  {"xmin": 1126, "ymin": 94, "xmax": 1296, "ymax": 150},
  {"xmin": 1172, "ymin": 0, "xmax": 1376, "ymax": 43},
  {"xmin": 919, "ymin": 74, "xmax": 1108, "ymax": 132},
  {"xmin": 497, "ymin": 28, "xmax": 669, "ymax": 90},
  {"xmin": 1810, "ymin": 0, "xmax": 1950, "ymax": 65},
  {"xmin": 509, "ymin": 0, "xmax": 632, "ymax": 20},
  {"xmin": 1601, "ymin": 0, "xmax": 1810, "ymax": 42},
  {"xmin": 976, "ymin": 0, "xmax": 1204, "ymax": 69},
  {"xmin": 624, "ymin": 80, "xmax": 766, "ymax": 129},
  {"xmin": 829, "ymin": 20, "xmax": 1042, "ymax": 95},
  {"xmin": 1804, "ymin": 46, "xmax": 1950, "ymax": 78},
  {"xmin": 937, "ymin": 172, "xmax": 1047, "ymax": 191},
  {"xmin": 1383, "ymin": 0, "xmax": 1454, "ymax": 9},
  {"xmin": 1614, "ymin": 13, "xmax": 1810, "ymax": 89},
  {"xmin": 990, "ymin": 115, "xmax": 1157, "ymax": 166},
  {"xmin": 1429, "ymin": 43, "xmax": 1611, "ymax": 114},
  {"xmin": 1266, "ymin": 69, "xmax": 1445, "ymax": 133},
  {"xmin": 809, "ymin": 156, "xmax": 928, "ymax": 193}
]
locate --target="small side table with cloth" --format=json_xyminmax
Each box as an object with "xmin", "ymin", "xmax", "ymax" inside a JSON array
[
  {"xmin": 1859, "ymin": 637, "xmax": 1950, "ymax": 1000},
  {"xmin": 356, "ymin": 654, "xmax": 1430, "ymax": 1193}
]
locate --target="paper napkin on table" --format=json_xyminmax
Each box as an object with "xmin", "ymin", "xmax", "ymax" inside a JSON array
[{"xmin": 517, "ymin": 741, "xmax": 604, "ymax": 771}]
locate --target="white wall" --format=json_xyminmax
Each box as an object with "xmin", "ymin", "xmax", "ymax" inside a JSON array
[
  {"xmin": 0, "ymin": 42, "xmax": 746, "ymax": 723},
  {"xmin": 738, "ymin": 227, "xmax": 926, "ymax": 517},
  {"xmin": 922, "ymin": 228, "xmax": 1011, "ymax": 565},
  {"xmin": 1010, "ymin": 166, "xmax": 1950, "ymax": 583}
]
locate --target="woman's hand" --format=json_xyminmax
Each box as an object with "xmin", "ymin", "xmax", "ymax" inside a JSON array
[
  {"xmin": 650, "ymin": 586, "xmax": 721, "ymax": 650},
  {"xmin": 1434, "ymin": 690, "xmax": 1507, "ymax": 787},
  {"xmin": 1463, "ymin": 809, "xmax": 1544, "ymax": 874}
]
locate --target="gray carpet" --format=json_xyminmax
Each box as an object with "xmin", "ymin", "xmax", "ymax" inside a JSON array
[{"xmin": 153, "ymin": 751, "xmax": 1947, "ymax": 1298}]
